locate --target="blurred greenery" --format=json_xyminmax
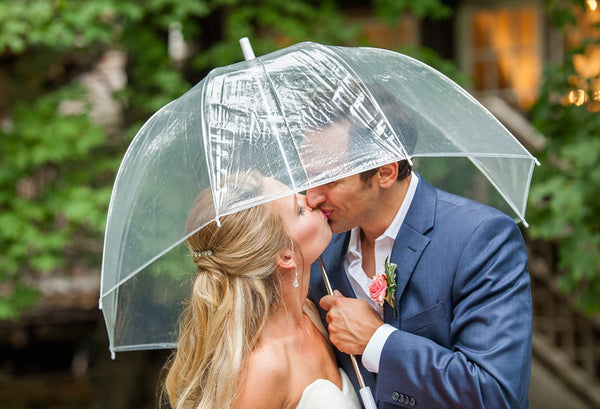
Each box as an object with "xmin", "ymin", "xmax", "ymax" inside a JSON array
[
  {"xmin": 2, "ymin": 0, "xmax": 599, "ymax": 319},
  {"xmin": 3, "ymin": 0, "xmax": 598, "ymax": 319},
  {"xmin": 0, "ymin": 0, "xmax": 453, "ymax": 318},
  {"xmin": 373, "ymin": 0, "xmax": 451, "ymax": 22},
  {"xmin": 527, "ymin": 0, "xmax": 600, "ymax": 314}
]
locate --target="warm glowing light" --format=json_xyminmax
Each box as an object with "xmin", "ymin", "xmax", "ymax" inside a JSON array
[
  {"xmin": 568, "ymin": 89, "xmax": 588, "ymax": 106},
  {"xmin": 564, "ymin": 0, "xmax": 600, "ymax": 108},
  {"xmin": 572, "ymin": 47, "xmax": 600, "ymax": 79},
  {"xmin": 588, "ymin": 101, "xmax": 600, "ymax": 112},
  {"xmin": 568, "ymin": 75, "xmax": 581, "ymax": 86},
  {"xmin": 471, "ymin": 8, "xmax": 541, "ymax": 108},
  {"xmin": 592, "ymin": 79, "xmax": 600, "ymax": 101}
]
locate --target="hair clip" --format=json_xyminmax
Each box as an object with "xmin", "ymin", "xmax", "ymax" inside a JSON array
[{"xmin": 193, "ymin": 250, "xmax": 214, "ymax": 257}]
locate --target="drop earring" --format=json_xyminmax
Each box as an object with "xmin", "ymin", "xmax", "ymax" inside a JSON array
[{"xmin": 293, "ymin": 269, "xmax": 299, "ymax": 288}]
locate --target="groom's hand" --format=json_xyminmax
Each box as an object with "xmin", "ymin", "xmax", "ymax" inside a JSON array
[{"xmin": 320, "ymin": 290, "xmax": 384, "ymax": 355}]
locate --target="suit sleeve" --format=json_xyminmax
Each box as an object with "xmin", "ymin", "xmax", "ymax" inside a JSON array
[{"xmin": 375, "ymin": 214, "xmax": 532, "ymax": 409}]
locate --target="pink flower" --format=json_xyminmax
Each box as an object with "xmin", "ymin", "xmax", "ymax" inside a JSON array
[{"xmin": 369, "ymin": 274, "xmax": 388, "ymax": 306}]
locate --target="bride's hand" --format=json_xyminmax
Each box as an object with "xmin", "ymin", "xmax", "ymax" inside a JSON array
[{"xmin": 320, "ymin": 290, "xmax": 383, "ymax": 355}]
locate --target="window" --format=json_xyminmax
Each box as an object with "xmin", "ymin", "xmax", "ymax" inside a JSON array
[{"xmin": 458, "ymin": 2, "xmax": 543, "ymax": 108}]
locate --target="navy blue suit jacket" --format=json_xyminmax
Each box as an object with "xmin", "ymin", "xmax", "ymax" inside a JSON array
[{"xmin": 309, "ymin": 177, "xmax": 532, "ymax": 409}]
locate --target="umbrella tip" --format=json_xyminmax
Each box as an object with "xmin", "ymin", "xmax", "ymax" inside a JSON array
[{"xmin": 239, "ymin": 37, "xmax": 256, "ymax": 61}]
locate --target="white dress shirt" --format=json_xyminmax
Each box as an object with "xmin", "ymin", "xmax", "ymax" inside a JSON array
[{"xmin": 342, "ymin": 172, "xmax": 419, "ymax": 373}]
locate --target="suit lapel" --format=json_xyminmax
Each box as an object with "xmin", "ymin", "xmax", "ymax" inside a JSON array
[
  {"xmin": 311, "ymin": 232, "xmax": 358, "ymax": 328},
  {"xmin": 384, "ymin": 176, "xmax": 437, "ymax": 324},
  {"xmin": 319, "ymin": 233, "xmax": 356, "ymax": 298}
]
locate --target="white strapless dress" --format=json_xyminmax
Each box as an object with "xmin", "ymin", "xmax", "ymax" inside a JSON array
[
  {"xmin": 295, "ymin": 300, "xmax": 362, "ymax": 409},
  {"xmin": 294, "ymin": 368, "xmax": 361, "ymax": 409}
]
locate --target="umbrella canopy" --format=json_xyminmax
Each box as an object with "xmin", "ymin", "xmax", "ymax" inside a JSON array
[{"xmin": 100, "ymin": 41, "xmax": 538, "ymax": 356}]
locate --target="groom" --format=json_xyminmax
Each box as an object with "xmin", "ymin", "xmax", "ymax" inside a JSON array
[{"xmin": 306, "ymin": 155, "xmax": 532, "ymax": 406}]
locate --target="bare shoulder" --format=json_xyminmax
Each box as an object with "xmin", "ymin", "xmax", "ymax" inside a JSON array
[{"xmin": 233, "ymin": 340, "xmax": 290, "ymax": 409}]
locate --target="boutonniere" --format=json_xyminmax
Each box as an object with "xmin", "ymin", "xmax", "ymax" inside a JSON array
[{"xmin": 369, "ymin": 256, "xmax": 398, "ymax": 318}]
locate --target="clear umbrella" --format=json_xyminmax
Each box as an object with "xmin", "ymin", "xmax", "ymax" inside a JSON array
[{"xmin": 100, "ymin": 39, "xmax": 539, "ymax": 360}]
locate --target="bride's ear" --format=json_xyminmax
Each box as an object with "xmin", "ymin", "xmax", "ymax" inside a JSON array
[{"xmin": 276, "ymin": 249, "xmax": 297, "ymax": 270}]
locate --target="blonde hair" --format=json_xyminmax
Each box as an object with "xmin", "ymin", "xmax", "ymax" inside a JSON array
[{"xmin": 164, "ymin": 176, "xmax": 292, "ymax": 409}]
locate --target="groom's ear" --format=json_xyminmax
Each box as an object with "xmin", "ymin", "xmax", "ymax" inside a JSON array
[
  {"xmin": 276, "ymin": 249, "xmax": 298, "ymax": 270},
  {"xmin": 377, "ymin": 162, "xmax": 399, "ymax": 188}
]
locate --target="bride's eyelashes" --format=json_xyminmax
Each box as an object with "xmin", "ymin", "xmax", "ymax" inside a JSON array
[{"xmin": 294, "ymin": 194, "xmax": 306, "ymax": 215}]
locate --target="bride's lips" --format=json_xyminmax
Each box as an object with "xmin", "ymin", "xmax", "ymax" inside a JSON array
[{"xmin": 321, "ymin": 209, "xmax": 333, "ymax": 220}]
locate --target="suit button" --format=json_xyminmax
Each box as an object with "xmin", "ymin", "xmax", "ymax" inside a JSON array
[
  {"xmin": 392, "ymin": 392, "xmax": 400, "ymax": 402},
  {"xmin": 408, "ymin": 397, "xmax": 416, "ymax": 407}
]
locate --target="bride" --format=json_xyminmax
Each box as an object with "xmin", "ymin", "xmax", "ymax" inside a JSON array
[{"xmin": 163, "ymin": 173, "xmax": 361, "ymax": 409}]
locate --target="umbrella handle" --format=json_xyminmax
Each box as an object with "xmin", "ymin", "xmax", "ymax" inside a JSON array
[
  {"xmin": 318, "ymin": 258, "xmax": 379, "ymax": 408},
  {"xmin": 360, "ymin": 386, "xmax": 378, "ymax": 409}
]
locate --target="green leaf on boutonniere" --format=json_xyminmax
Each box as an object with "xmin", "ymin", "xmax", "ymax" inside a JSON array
[{"xmin": 384, "ymin": 256, "xmax": 398, "ymax": 318}]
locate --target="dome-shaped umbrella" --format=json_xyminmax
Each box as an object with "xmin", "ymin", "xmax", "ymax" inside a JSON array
[{"xmin": 100, "ymin": 39, "xmax": 538, "ymax": 359}]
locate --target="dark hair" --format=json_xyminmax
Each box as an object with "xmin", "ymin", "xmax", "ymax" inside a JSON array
[
  {"xmin": 353, "ymin": 81, "xmax": 416, "ymax": 185},
  {"xmin": 359, "ymin": 160, "xmax": 412, "ymax": 185},
  {"xmin": 306, "ymin": 78, "xmax": 417, "ymax": 186}
]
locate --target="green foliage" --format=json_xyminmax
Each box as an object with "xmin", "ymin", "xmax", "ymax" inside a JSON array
[
  {"xmin": 373, "ymin": 0, "xmax": 451, "ymax": 22},
  {"xmin": 0, "ymin": 0, "xmax": 141, "ymax": 52},
  {"xmin": 0, "ymin": 0, "xmax": 464, "ymax": 319},
  {"xmin": 0, "ymin": 85, "xmax": 111, "ymax": 318},
  {"xmin": 0, "ymin": 285, "xmax": 40, "ymax": 319},
  {"xmin": 528, "ymin": 1, "xmax": 600, "ymax": 314},
  {"xmin": 191, "ymin": 0, "xmax": 358, "ymax": 70},
  {"xmin": 544, "ymin": 0, "xmax": 580, "ymax": 28}
]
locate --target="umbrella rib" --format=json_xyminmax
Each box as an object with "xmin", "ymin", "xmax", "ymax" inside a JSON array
[
  {"xmin": 202, "ymin": 69, "xmax": 222, "ymax": 225},
  {"xmin": 471, "ymin": 157, "xmax": 530, "ymax": 225},
  {"xmin": 519, "ymin": 160, "xmax": 537, "ymax": 227},
  {"xmin": 112, "ymin": 342, "xmax": 178, "ymax": 352},
  {"xmin": 256, "ymin": 58, "xmax": 299, "ymax": 190},
  {"xmin": 101, "ymin": 234, "xmax": 191, "ymax": 298},
  {"xmin": 412, "ymin": 152, "xmax": 535, "ymax": 159},
  {"xmin": 321, "ymin": 44, "xmax": 411, "ymax": 163}
]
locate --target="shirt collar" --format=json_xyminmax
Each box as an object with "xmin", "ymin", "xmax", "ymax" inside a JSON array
[
  {"xmin": 347, "ymin": 172, "xmax": 419, "ymax": 251},
  {"xmin": 383, "ymin": 171, "xmax": 419, "ymax": 240}
]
